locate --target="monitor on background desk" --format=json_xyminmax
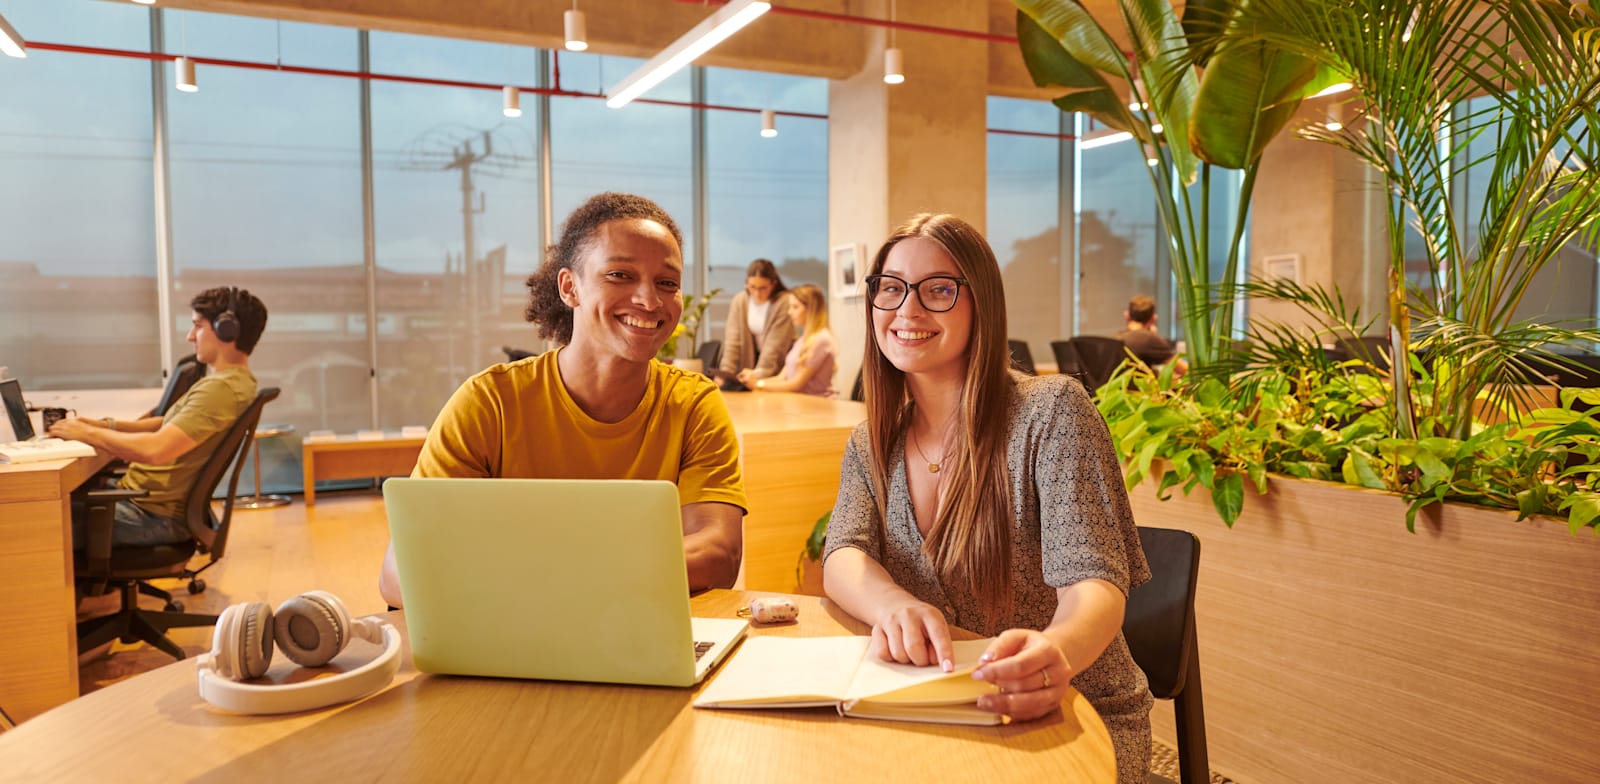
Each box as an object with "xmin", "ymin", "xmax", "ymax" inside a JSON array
[{"xmin": 1, "ymin": 379, "xmax": 30, "ymax": 442}]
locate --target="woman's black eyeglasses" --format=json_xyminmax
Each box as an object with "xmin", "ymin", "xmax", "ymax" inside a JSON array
[{"xmin": 864, "ymin": 275, "xmax": 968, "ymax": 313}]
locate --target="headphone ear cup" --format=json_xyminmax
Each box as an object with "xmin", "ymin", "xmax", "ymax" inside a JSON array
[
  {"xmin": 273, "ymin": 593, "xmax": 347, "ymax": 668},
  {"xmin": 215, "ymin": 601, "xmax": 274, "ymax": 681},
  {"xmin": 213, "ymin": 311, "xmax": 239, "ymax": 343}
]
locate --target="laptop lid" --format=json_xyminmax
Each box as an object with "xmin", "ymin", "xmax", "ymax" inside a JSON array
[
  {"xmin": 383, "ymin": 477, "xmax": 745, "ymax": 688},
  {"xmin": 0, "ymin": 379, "xmax": 31, "ymax": 441}
]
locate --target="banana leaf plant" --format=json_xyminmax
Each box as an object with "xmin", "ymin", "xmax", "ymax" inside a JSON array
[
  {"xmin": 1194, "ymin": 0, "xmax": 1600, "ymax": 441},
  {"xmin": 1013, "ymin": 0, "xmax": 1334, "ymax": 369}
]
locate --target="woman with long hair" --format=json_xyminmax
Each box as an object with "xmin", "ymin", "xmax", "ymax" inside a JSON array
[
  {"xmin": 740, "ymin": 284, "xmax": 836, "ymax": 397},
  {"xmin": 822, "ymin": 214, "xmax": 1151, "ymax": 782},
  {"xmin": 719, "ymin": 259, "xmax": 797, "ymax": 381}
]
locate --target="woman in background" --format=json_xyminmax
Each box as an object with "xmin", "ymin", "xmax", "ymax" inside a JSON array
[
  {"xmin": 720, "ymin": 259, "xmax": 796, "ymax": 382},
  {"xmin": 822, "ymin": 213, "xmax": 1152, "ymax": 783},
  {"xmin": 740, "ymin": 284, "xmax": 836, "ymax": 398}
]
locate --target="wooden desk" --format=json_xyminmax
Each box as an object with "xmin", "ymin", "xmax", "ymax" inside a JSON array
[
  {"xmin": 0, "ymin": 388, "xmax": 161, "ymax": 723},
  {"xmin": 301, "ymin": 435, "xmax": 426, "ymax": 506},
  {"xmin": 721, "ymin": 393, "xmax": 865, "ymax": 593},
  {"xmin": 0, "ymin": 591, "xmax": 1116, "ymax": 782}
]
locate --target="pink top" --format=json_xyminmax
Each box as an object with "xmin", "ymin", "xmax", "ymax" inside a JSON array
[{"xmin": 781, "ymin": 328, "xmax": 837, "ymax": 398}]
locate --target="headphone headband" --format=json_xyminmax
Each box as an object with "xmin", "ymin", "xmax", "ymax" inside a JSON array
[{"xmin": 196, "ymin": 623, "xmax": 401, "ymax": 715}]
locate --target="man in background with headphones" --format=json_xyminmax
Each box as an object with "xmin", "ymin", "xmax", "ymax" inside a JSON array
[{"xmin": 50, "ymin": 286, "xmax": 268, "ymax": 551}]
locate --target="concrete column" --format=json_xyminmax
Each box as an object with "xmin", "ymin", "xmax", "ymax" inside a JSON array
[
  {"xmin": 1248, "ymin": 107, "xmax": 1387, "ymax": 338},
  {"xmin": 827, "ymin": 0, "xmax": 989, "ymax": 393}
]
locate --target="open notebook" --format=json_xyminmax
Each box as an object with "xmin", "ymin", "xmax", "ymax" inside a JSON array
[{"xmin": 693, "ymin": 636, "xmax": 1005, "ymax": 725}]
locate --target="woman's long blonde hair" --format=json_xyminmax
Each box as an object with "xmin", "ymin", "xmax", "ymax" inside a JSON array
[
  {"xmin": 862, "ymin": 214, "xmax": 1016, "ymax": 625},
  {"xmin": 789, "ymin": 284, "xmax": 830, "ymax": 365}
]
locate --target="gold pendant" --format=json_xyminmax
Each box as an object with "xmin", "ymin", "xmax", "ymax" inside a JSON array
[{"xmin": 928, "ymin": 463, "xmax": 940, "ymax": 474}]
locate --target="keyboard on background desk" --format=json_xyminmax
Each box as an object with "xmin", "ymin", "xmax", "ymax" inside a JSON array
[{"xmin": 0, "ymin": 438, "xmax": 97, "ymax": 464}]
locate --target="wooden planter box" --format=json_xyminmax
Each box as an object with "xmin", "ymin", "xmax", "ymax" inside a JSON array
[{"xmin": 1127, "ymin": 476, "xmax": 1600, "ymax": 783}]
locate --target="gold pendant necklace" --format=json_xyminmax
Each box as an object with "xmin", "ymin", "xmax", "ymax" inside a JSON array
[{"xmin": 909, "ymin": 427, "xmax": 941, "ymax": 474}]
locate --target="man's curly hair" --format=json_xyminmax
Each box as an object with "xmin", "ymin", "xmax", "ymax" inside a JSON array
[{"xmin": 525, "ymin": 192, "xmax": 684, "ymax": 344}]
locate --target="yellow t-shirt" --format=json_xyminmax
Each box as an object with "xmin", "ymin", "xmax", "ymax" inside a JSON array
[
  {"xmin": 414, "ymin": 350, "xmax": 747, "ymax": 511},
  {"xmin": 120, "ymin": 366, "xmax": 258, "ymax": 521}
]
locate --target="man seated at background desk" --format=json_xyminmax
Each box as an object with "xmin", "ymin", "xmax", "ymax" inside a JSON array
[
  {"xmin": 1113, "ymin": 295, "xmax": 1187, "ymax": 377},
  {"xmin": 379, "ymin": 193, "xmax": 746, "ymax": 608},
  {"xmin": 49, "ymin": 286, "xmax": 268, "ymax": 548}
]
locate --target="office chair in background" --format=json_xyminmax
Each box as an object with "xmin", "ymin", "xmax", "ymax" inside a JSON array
[
  {"xmin": 1067, "ymin": 336, "xmax": 1128, "ymax": 393},
  {"xmin": 153, "ymin": 354, "xmax": 206, "ymax": 417},
  {"xmin": 1123, "ymin": 526, "xmax": 1209, "ymax": 784},
  {"xmin": 1007, "ymin": 339, "xmax": 1037, "ymax": 375},
  {"xmin": 697, "ymin": 340, "xmax": 723, "ymax": 374},
  {"xmin": 75, "ymin": 388, "xmax": 279, "ymax": 660},
  {"xmin": 502, "ymin": 346, "xmax": 538, "ymax": 362}
]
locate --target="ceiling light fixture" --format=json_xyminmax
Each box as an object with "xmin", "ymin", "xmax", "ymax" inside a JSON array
[
  {"xmin": 760, "ymin": 109, "xmax": 777, "ymax": 137},
  {"xmin": 175, "ymin": 56, "xmax": 197, "ymax": 91},
  {"xmin": 1128, "ymin": 78, "xmax": 1148, "ymax": 111},
  {"xmin": 0, "ymin": 12, "xmax": 27, "ymax": 58},
  {"xmin": 883, "ymin": 0, "xmax": 903, "ymax": 85},
  {"xmin": 1324, "ymin": 104, "xmax": 1343, "ymax": 132},
  {"xmin": 1311, "ymin": 81, "xmax": 1353, "ymax": 98},
  {"xmin": 606, "ymin": 0, "xmax": 770, "ymax": 108},
  {"xmin": 1144, "ymin": 144, "xmax": 1159, "ymax": 167},
  {"xmin": 564, "ymin": 2, "xmax": 588, "ymax": 52},
  {"xmin": 503, "ymin": 85, "xmax": 523, "ymax": 117},
  {"xmin": 1078, "ymin": 130, "xmax": 1133, "ymax": 150},
  {"xmin": 1402, "ymin": 9, "xmax": 1418, "ymax": 43},
  {"xmin": 131, "ymin": 0, "xmax": 157, "ymax": 5}
]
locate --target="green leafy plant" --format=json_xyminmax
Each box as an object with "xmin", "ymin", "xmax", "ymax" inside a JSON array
[
  {"xmin": 796, "ymin": 510, "xmax": 831, "ymax": 586},
  {"xmin": 1194, "ymin": 0, "xmax": 1600, "ymax": 439},
  {"xmin": 1013, "ymin": 0, "xmax": 1335, "ymax": 368},
  {"xmin": 657, "ymin": 288, "xmax": 722, "ymax": 362}
]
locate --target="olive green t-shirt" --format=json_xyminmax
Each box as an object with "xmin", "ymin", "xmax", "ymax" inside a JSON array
[{"xmin": 120, "ymin": 366, "xmax": 257, "ymax": 521}]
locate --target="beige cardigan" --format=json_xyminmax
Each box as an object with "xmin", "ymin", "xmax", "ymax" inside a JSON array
[{"xmin": 720, "ymin": 290, "xmax": 797, "ymax": 379}]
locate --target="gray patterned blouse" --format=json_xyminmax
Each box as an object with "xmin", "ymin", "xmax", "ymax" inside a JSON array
[{"xmin": 823, "ymin": 372, "xmax": 1153, "ymax": 783}]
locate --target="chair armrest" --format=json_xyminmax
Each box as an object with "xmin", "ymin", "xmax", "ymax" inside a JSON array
[{"xmin": 77, "ymin": 488, "xmax": 149, "ymax": 578}]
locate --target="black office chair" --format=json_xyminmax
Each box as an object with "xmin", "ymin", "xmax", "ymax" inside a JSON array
[
  {"xmin": 152, "ymin": 354, "xmax": 206, "ymax": 417},
  {"xmin": 75, "ymin": 387, "xmax": 279, "ymax": 661},
  {"xmin": 697, "ymin": 340, "xmax": 723, "ymax": 374},
  {"xmin": 1069, "ymin": 336, "xmax": 1128, "ymax": 393},
  {"xmin": 1050, "ymin": 340, "xmax": 1084, "ymax": 385},
  {"xmin": 1123, "ymin": 526, "xmax": 1208, "ymax": 784},
  {"xmin": 1007, "ymin": 339, "xmax": 1037, "ymax": 375},
  {"xmin": 502, "ymin": 345, "xmax": 538, "ymax": 362}
]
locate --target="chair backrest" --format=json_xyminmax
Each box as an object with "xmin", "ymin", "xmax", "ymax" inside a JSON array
[
  {"xmin": 152, "ymin": 354, "xmax": 206, "ymax": 417},
  {"xmin": 1123, "ymin": 526, "xmax": 1208, "ymax": 784},
  {"xmin": 1050, "ymin": 340, "xmax": 1082, "ymax": 383},
  {"xmin": 502, "ymin": 346, "xmax": 538, "ymax": 362},
  {"xmin": 1007, "ymin": 339, "xmax": 1037, "ymax": 375},
  {"xmin": 1068, "ymin": 336, "xmax": 1128, "ymax": 393},
  {"xmin": 697, "ymin": 340, "xmax": 723, "ymax": 373},
  {"xmin": 183, "ymin": 387, "xmax": 278, "ymax": 559}
]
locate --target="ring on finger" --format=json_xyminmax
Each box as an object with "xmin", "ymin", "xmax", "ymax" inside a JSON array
[{"xmin": 1042, "ymin": 668, "xmax": 1052, "ymax": 689}]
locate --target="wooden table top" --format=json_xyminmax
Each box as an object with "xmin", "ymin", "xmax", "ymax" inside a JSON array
[
  {"xmin": 720, "ymin": 391, "xmax": 866, "ymax": 434},
  {"xmin": 0, "ymin": 591, "xmax": 1115, "ymax": 782}
]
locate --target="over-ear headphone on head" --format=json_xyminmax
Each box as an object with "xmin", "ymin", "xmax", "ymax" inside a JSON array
[
  {"xmin": 212, "ymin": 287, "xmax": 240, "ymax": 343},
  {"xmin": 196, "ymin": 591, "xmax": 402, "ymax": 715}
]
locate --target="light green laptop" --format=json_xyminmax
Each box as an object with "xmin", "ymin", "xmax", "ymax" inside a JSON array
[{"xmin": 383, "ymin": 477, "xmax": 748, "ymax": 687}]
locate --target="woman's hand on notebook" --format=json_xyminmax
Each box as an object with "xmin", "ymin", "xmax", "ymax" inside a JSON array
[
  {"xmin": 970, "ymin": 629, "xmax": 1072, "ymax": 721},
  {"xmin": 868, "ymin": 598, "xmax": 955, "ymax": 673}
]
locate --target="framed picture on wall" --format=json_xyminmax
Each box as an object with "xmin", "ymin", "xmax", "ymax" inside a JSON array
[{"xmin": 832, "ymin": 243, "xmax": 865, "ymax": 299}]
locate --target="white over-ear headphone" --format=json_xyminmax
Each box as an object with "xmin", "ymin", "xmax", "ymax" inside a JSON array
[{"xmin": 196, "ymin": 591, "xmax": 402, "ymax": 715}]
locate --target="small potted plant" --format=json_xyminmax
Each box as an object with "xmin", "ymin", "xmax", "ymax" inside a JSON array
[{"xmin": 657, "ymin": 288, "xmax": 721, "ymax": 372}]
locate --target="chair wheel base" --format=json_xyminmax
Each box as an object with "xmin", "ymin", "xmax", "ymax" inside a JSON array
[
  {"xmin": 188, "ymin": 579, "xmax": 206, "ymax": 594},
  {"xmin": 235, "ymin": 495, "xmax": 292, "ymax": 509}
]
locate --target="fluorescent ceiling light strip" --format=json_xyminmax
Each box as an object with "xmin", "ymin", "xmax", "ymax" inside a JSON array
[
  {"xmin": 606, "ymin": 0, "xmax": 770, "ymax": 108},
  {"xmin": 0, "ymin": 12, "xmax": 28, "ymax": 58},
  {"xmin": 1311, "ymin": 82, "xmax": 1352, "ymax": 98},
  {"xmin": 1078, "ymin": 131, "xmax": 1133, "ymax": 150}
]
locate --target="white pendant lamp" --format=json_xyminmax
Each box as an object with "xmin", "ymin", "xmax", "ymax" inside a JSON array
[
  {"xmin": 564, "ymin": 6, "xmax": 588, "ymax": 52},
  {"xmin": 503, "ymin": 85, "xmax": 523, "ymax": 118},
  {"xmin": 0, "ymin": 12, "xmax": 27, "ymax": 58},
  {"xmin": 175, "ymin": 56, "xmax": 198, "ymax": 92},
  {"xmin": 760, "ymin": 109, "xmax": 777, "ymax": 138}
]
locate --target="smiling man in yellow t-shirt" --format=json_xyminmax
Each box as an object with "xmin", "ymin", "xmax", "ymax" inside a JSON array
[{"xmin": 379, "ymin": 193, "xmax": 746, "ymax": 608}]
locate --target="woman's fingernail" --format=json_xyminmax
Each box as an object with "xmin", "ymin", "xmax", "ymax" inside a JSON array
[
  {"xmin": 941, "ymin": 658, "xmax": 953, "ymax": 672},
  {"xmin": 972, "ymin": 667, "xmax": 986, "ymax": 681}
]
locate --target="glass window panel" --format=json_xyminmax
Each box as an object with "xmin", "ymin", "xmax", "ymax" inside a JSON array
[
  {"xmin": 164, "ymin": 13, "xmax": 361, "ymax": 493},
  {"xmin": 1076, "ymin": 121, "xmax": 1162, "ymax": 336},
  {"xmin": 0, "ymin": 0, "xmax": 158, "ymax": 389},
  {"xmin": 987, "ymin": 97, "xmax": 1061, "ymax": 367},
  {"xmin": 369, "ymin": 32, "xmax": 544, "ymax": 429},
  {"xmin": 167, "ymin": 10, "xmax": 354, "ymax": 70},
  {"xmin": 704, "ymin": 68, "xmax": 829, "ymax": 348}
]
